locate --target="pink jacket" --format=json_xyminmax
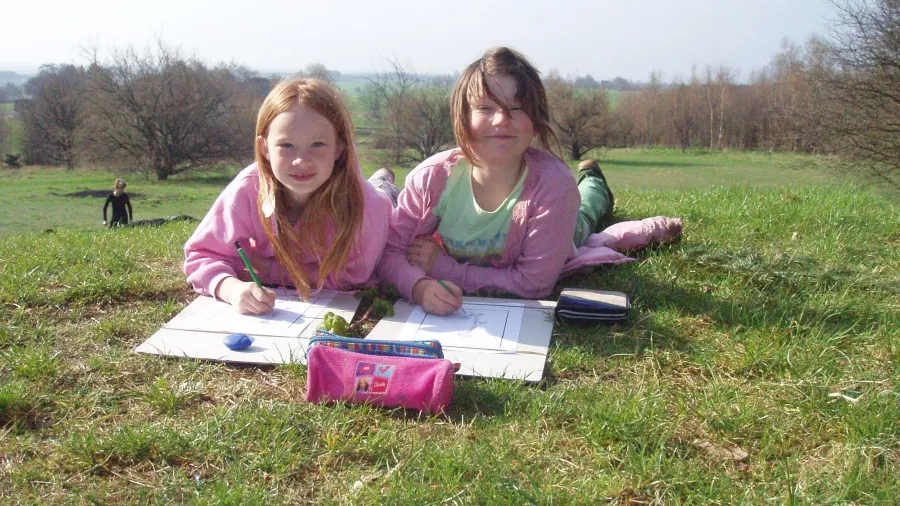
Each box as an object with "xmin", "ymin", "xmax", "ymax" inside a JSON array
[
  {"xmin": 377, "ymin": 147, "xmax": 582, "ymax": 300},
  {"xmin": 184, "ymin": 163, "xmax": 392, "ymax": 297}
]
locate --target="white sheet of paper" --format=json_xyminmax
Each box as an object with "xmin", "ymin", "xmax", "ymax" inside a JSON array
[
  {"xmin": 166, "ymin": 288, "xmax": 337, "ymax": 337},
  {"xmin": 397, "ymin": 301, "xmax": 525, "ymax": 352}
]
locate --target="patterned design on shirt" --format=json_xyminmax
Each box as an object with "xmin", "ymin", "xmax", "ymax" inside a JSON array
[{"xmin": 433, "ymin": 160, "xmax": 527, "ymax": 266}]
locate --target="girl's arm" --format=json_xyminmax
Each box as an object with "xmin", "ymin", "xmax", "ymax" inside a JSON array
[
  {"xmin": 184, "ymin": 177, "xmax": 263, "ymax": 298},
  {"xmin": 376, "ymin": 170, "xmax": 440, "ymax": 301},
  {"xmin": 125, "ymin": 195, "xmax": 133, "ymax": 221},
  {"xmin": 103, "ymin": 195, "xmax": 111, "ymax": 222},
  {"xmin": 429, "ymin": 180, "xmax": 580, "ymax": 299}
]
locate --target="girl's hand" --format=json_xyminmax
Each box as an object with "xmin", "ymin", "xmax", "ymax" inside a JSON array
[
  {"xmin": 408, "ymin": 237, "xmax": 443, "ymax": 275},
  {"xmin": 216, "ymin": 277, "xmax": 277, "ymax": 315},
  {"xmin": 412, "ymin": 279, "xmax": 462, "ymax": 315}
]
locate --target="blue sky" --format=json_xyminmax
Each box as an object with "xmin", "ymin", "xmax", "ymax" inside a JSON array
[{"xmin": 3, "ymin": 0, "xmax": 838, "ymax": 82}]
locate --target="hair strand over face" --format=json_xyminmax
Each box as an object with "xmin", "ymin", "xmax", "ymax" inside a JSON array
[{"xmin": 450, "ymin": 46, "xmax": 562, "ymax": 164}]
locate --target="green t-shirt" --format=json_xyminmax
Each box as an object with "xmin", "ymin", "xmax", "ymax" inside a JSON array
[{"xmin": 433, "ymin": 160, "xmax": 528, "ymax": 266}]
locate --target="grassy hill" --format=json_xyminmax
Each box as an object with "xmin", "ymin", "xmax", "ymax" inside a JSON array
[
  {"xmin": 0, "ymin": 152, "xmax": 897, "ymax": 503},
  {"xmin": 0, "ymin": 149, "xmax": 842, "ymax": 238}
]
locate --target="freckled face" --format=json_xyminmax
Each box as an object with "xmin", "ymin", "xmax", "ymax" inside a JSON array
[{"xmin": 257, "ymin": 104, "xmax": 342, "ymax": 207}]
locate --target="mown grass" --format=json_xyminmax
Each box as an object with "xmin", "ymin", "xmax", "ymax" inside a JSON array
[{"xmin": 1, "ymin": 155, "xmax": 897, "ymax": 503}]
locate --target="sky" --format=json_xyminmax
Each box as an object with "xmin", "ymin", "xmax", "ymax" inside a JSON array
[{"xmin": 3, "ymin": 0, "xmax": 840, "ymax": 82}]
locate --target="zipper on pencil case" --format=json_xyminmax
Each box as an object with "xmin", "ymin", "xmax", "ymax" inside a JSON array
[
  {"xmin": 310, "ymin": 332, "xmax": 444, "ymax": 359},
  {"xmin": 559, "ymin": 296, "xmax": 629, "ymax": 311}
]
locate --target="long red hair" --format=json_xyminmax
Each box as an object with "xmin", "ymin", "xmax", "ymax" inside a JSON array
[{"xmin": 254, "ymin": 78, "xmax": 364, "ymax": 298}]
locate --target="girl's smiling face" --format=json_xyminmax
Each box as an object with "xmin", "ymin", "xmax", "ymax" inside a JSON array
[
  {"xmin": 257, "ymin": 104, "xmax": 342, "ymax": 208},
  {"xmin": 468, "ymin": 74, "xmax": 536, "ymax": 172}
]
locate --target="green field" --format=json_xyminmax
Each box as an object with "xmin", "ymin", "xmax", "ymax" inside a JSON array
[
  {"xmin": 333, "ymin": 75, "xmax": 373, "ymax": 97},
  {"xmin": 1, "ymin": 111, "xmax": 20, "ymax": 156},
  {"xmin": 1, "ymin": 151, "xmax": 898, "ymax": 503},
  {"xmin": 0, "ymin": 149, "xmax": 842, "ymax": 238}
]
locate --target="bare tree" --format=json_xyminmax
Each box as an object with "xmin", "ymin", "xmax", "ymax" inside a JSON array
[
  {"xmin": 643, "ymin": 71, "xmax": 663, "ymax": 145},
  {"xmin": 367, "ymin": 61, "xmax": 453, "ymax": 164},
  {"xmin": 21, "ymin": 65, "xmax": 88, "ymax": 168},
  {"xmin": 0, "ymin": 83, "xmax": 24, "ymax": 103},
  {"xmin": 298, "ymin": 63, "xmax": 335, "ymax": 85},
  {"xmin": 359, "ymin": 81, "xmax": 383, "ymax": 119},
  {"xmin": 86, "ymin": 43, "xmax": 256, "ymax": 180},
  {"xmin": 664, "ymin": 78, "xmax": 698, "ymax": 152},
  {"xmin": 612, "ymin": 93, "xmax": 640, "ymax": 147},
  {"xmin": 368, "ymin": 61, "xmax": 420, "ymax": 164},
  {"xmin": 814, "ymin": 0, "xmax": 900, "ymax": 190},
  {"xmin": 714, "ymin": 67, "xmax": 737, "ymax": 149},
  {"xmin": 546, "ymin": 73, "xmax": 613, "ymax": 160},
  {"xmin": 400, "ymin": 88, "xmax": 453, "ymax": 162}
]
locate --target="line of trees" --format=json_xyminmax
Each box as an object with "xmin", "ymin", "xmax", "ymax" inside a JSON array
[
  {"xmin": 6, "ymin": 0, "xmax": 897, "ymax": 189},
  {"xmin": 541, "ymin": 0, "xmax": 898, "ymax": 189},
  {"xmin": 15, "ymin": 44, "xmax": 263, "ymax": 179}
]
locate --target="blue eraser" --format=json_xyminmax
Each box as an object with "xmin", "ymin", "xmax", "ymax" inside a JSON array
[{"xmin": 223, "ymin": 333, "xmax": 253, "ymax": 351}]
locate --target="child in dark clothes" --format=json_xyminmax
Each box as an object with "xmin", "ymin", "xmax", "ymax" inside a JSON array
[{"xmin": 103, "ymin": 179, "xmax": 133, "ymax": 227}]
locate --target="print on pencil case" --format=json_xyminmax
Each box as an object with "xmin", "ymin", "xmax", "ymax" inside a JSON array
[{"xmin": 355, "ymin": 362, "xmax": 394, "ymax": 395}]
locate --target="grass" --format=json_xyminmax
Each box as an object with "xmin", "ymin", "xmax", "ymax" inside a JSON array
[
  {"xmin": 0, "ymin": 151, "xmax": 898, "ymax": 503},
  {"xmin": 1, "ymin": 114, "xmax": 21, "ymax": 156},
  {"xmin": 579, "ymin": 147, "xmax": 840, "ymax": 190},
  {"xmin": 0, "ymin": 149, "xmax": 840, "ymax": 238}
]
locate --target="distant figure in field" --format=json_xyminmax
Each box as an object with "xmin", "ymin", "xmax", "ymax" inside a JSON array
[{"xmin": 103, "ymin": 179, "xmax": 133, "ymax": 227}]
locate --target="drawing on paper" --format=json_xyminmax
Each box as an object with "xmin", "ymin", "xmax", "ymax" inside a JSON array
[
  {"xmin": 398, "ymin": 302, "xmax": 525, "ymax": 352},
  {"xmin": 166, "ymin": 288, "xmax": 337, "ymax": 337}
]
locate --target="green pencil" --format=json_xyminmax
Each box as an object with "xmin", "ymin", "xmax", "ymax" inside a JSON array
[
  {"xmin": 234, "ymin": 241, "xmax": 263, "ymax": 288},
  {"xmin": 436, "ymin": 279, "xmax": 454, "ymax": 295}
]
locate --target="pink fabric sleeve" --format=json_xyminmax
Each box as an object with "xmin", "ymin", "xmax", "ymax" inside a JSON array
[
  {"xmin": 588, "ymin": 216, "xmax": 684, "ymax": 251},
  {"xmin": 376, "ymin": 167, "xmax": 440, "ymax": 301},
  {"xmin": 183, "ymin": 169, "xmax": 265, "ymax": 297},
  {"xmin": 429, "ymin": 170, "xmax": 581, "ymax": 299},
  {"xmin": 185, "ymin": 166, "xmax": 393, "ymax": 296}
]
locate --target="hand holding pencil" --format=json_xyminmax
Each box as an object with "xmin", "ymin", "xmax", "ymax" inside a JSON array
[
  {"xmin": 212, "ymin": 241, "xmax": 276, "ymax": 314},
  {"xmin": 412, "ymin": 278, "xmax": 462, "ymax": 316}
]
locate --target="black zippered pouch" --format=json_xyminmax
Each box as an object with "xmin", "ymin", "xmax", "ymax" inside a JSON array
[{"xmin": 555, "ymin": 289, "xmax": 630, "ymax": 324}]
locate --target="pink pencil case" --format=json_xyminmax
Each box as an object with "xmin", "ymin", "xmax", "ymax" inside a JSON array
[{"xmin": 305, "ymin": 334, "xmax": 456, "ymax": 414}]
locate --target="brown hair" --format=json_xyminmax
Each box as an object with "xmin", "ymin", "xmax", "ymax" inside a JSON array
[
  {"xmin": 254, "ymin": 78, "xmax": 364, "ymax": 298},
  {"xmin": 450, "ymin": 47, "xmax": 562, "ymax": 164}
]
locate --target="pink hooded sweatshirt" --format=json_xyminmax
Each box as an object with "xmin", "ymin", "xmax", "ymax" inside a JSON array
[
  {"xmin": 184, "ymin": 163, "xmax": 392, "ymax": 297},
  {"xmin": 378, "ymin": 147, "xmax": 584, "ymax": 300},
  {"xmin": 377, "ymin": 147, "xmax": 683, "ymax": 301}
]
